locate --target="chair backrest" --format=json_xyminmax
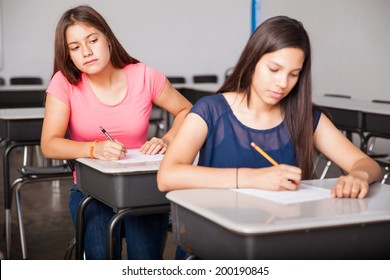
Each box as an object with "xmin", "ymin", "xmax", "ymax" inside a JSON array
[
  {"xmin": 10, "ymin": 77, "xmax": 43, "ymax": 85},
  {"xmin": 167, "ymin": 76, "xmax": 186, "ymax": 84},
  {"xmin": 176, "ymin": 88, "xmax": 215, "ymax": 105},
  {"xmin": 0, "ymin": 77, "xmax": 5, "ymax": 85},
  {"xmin": 193, "ymin": 75, "xmax": 218, "ymax": 84},
  {"xmin": 224, "ymin": 67, "xmax": 234, "ymax": 80}
]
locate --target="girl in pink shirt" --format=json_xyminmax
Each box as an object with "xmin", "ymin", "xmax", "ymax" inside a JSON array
[{"xmin": 41, "ymin": 5, "xmax": 191, "ymax": 259}]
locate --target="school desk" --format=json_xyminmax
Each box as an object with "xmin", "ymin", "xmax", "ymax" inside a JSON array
[
  {"xmin": 0, "ymin": 107, "xmax": 44, "ymax": 259},
  {"xmin": 312, "ymin": 95, "xmax": 390, "ymax": 151},
  {"xmin": 167, "ymin": 179, "xmax": 390, "ymax": 259},
  {"xmin": 75, "ymin": 151, "xmax": 170, "ymax": 259},
  {"xmin": 0, "ymin": 85, "xmax": 46, "ymax": 108}
]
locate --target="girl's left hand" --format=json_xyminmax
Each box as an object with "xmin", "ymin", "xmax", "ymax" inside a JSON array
[
  {"xmin": 331, "ymin": 174, "xmax": 369, "ymax": 198},
  {"xmin": 140, "ymin": 137, "xmax": 168, "ymax": 155}
]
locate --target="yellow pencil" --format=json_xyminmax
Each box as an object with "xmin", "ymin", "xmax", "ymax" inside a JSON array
[{"xmin": 250, "ymin": 142, "xmax": 279, "ymax": 166}]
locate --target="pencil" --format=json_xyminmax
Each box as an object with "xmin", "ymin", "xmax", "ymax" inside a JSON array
[
  {"xmin": 250, "ymin": 142, "xmax": 279, "ymax": 166},
  {"xmin": 99, "ymin": 126, "xmax": 114, "ymax": 142}
]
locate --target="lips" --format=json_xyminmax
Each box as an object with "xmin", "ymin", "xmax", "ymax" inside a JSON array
[
  {"xmin": 84, "ymin": 59, "xmax": 97, "ymax": 65},
  {"xmin": 269, "ymin": 91, "xmax": 283, "ymax": 99}
]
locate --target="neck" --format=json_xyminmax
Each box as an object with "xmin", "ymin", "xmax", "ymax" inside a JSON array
[{"xmin": 86, "ymin": 64, "xmax": 120, "ymax": 87}]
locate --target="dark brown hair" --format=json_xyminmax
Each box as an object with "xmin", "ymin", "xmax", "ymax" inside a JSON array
[
  {"xmin": 219, "ymin": 16, "xmax": 314, "ymax": 179},
  {"xmin": 52, "ymin": 5, "xmax": 139, "ymax": 85}
]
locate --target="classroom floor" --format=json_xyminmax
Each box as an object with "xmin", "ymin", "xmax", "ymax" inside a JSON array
[{"xmin": 0, "ymin": 140, "xmax": 383, "ymax": 260}]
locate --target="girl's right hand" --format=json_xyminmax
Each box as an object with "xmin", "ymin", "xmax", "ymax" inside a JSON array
[
  {"xmin": 92, "ymin": 140, "xmax": 127, "ymax": 160},
  {"xmin": 239, "ymin": 164, "xmax": 302, "ymax": 191}
]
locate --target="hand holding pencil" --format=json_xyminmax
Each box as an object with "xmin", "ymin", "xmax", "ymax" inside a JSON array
[
  {"xmin": 250, "ymin": 141, "xmax": 301, "ymax": 190},
  {"xmin": 94, "ymin": 126, "xmax": 127, "ymax": 160}
]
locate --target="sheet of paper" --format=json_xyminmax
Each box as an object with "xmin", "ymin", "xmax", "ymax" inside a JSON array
[
  {"xmin": 114, "ymin": 149, "xmax": 163, "ymax": 164},
  {"xmin": 231, "ymin": 183, "xmax": 331, "ymax": 204}
]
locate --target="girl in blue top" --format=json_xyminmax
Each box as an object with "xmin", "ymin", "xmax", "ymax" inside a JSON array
[{"xmin": 158, "ymin": 16, "xmax": 380, "ymax": 199}]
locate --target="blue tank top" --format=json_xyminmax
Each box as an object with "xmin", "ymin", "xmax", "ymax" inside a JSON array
[{"xmin": 190, "ymin": 94, "xmax": 321, "ymax": 168}]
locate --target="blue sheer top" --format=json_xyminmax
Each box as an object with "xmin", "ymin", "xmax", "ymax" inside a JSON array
[{"xmin": 190, "ymin": 94, "xmax": 321, "ymax": 168}]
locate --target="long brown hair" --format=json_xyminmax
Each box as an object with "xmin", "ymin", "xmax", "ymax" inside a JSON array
[
  {"xmin": 52, "ymin": 5, "xmax": 139, "ymax": 85},
  {"xmin": 219, "ymin": 16, "xmax": 314, "ymax": 179}
]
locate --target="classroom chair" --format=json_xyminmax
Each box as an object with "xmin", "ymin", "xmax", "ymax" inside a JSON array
[
  {"xmin": 193, "ymin": 74, "xmax": 218, "ymax": 84},
  {"xmin": 314, "ymin": 93, "xmax": 364, "ymax": 178},
  {"xmin": 176, "ymin": 87, "xmax": 215, "ymax": 105},
  {"xmin": 224, "ymin": 67, "xmax": 234, "ymax": 80},
  {"xmin": 167, "ymin": 76, "xmax": 186, "ymax": 84},
  {"xmin": 149, "ymin": 76, "xmax": 186, "ymax": 138},
  {"xmin": 10, "ymin": 76, "xmax": 43, "ymax": 85},
  {"xmin": 362, "ymin": 99, "xmax": 390, "ymax": 183},
  {"xmin": 9, "ymin": 76, "xmax": 44, "ymax": 166},
  {"xmin": 10, "ymin": 159, "xmax": 74, "ymax": 259}
]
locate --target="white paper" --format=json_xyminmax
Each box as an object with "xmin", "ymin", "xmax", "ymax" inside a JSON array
[
  {"xmin": 232, "ymin": 183, "xmax": 331, "ymax": 204},
  {"xmin": 114, "ymin": 149, "xmax": 163, "ymax": 164}
]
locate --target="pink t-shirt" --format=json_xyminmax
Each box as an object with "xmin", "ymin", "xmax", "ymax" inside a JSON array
[{"xmin": 47, "ymin": 63, "xmax": 165, "ymax": 148}]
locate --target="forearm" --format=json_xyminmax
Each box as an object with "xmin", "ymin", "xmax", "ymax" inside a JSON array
[
  {"xmin": 348, "ymin": 157, "xmax": 381, "ymax": 184},
  {"xmin": 158, "ymin": 164, "xmax": 237, "ymax": 191},
  {"xmin": 161, "ymin": 108, "xmax": 190, "ymax": 145},
  {"xmin": 41, "ymin": 137, "xmax": 92, "ymax": 160}
]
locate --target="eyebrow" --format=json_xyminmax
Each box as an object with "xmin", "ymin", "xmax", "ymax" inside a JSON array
[
  {"xmin": 268, "ymin": 61, "xmax": 302, "ymax": 72},
  {"xmin": 67, "ymin": 33, "xmax": 98, "ymax": 46}
]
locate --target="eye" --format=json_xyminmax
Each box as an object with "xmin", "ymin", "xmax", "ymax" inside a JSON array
[
  {"xmin": 290, "ymin": 72, "xmax": 300, "ymax": 78},
  {"xmin": 69, "ymin": 45, "xmax": 79, "ymax": 52},
  {"xmin": 90, "ymin": 38, "xmax": 98, "ymax": 44},
  {"xmin": 268, "ymin": 67, "xmax": 278, "ymax": 73}
]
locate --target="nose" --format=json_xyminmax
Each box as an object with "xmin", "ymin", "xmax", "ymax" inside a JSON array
[
  {"xmin": 276, "ymin": 74, "xmax": 288, "ymax": 89},
  {"xmin": 83, "ymin": 45, "xmax": 93, "ymax": 57}
]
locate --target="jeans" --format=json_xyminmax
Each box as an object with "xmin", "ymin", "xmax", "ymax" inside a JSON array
[{"xmin": 69, "ymin": 184, "xmax": 169, "ymax": 260}]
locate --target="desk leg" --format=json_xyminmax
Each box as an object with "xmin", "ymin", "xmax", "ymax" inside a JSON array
[
  {"xmin": 3, "ymin": 141, "xmax": 33, "ymax": 259},
  {"xmin": 75, "ymin": 195, "xmax": 93, "ymax": 260},
  {"xmin": 106, "ymin": 205, "xmax": 170, "ymax": 259}
]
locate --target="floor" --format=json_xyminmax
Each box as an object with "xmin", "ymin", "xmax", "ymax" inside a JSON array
[{"xmin": 0, "ymin": 135, "xmax": 386, "ymax": 260}]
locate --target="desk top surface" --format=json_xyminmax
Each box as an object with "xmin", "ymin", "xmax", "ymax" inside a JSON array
[
  {"xmin": 0, "ymin": 107, "xmax": 45, "ymax": 119},
  {"xmin": 0, "ymin": 85, "xmax": 46, "ymax": 92},
  {"xmin": 76, "ymin": 149, "xmax": 163, "ymax": 174},
  {"xmin": 167, "ymin": 179, "xmax": 390, "ymax": 235},
  {"xmin": 313, "ymin": 95, "xmax": 390, "ymax": 115}
]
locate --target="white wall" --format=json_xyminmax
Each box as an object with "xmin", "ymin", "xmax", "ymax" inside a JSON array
[
  {"xmin": 0, "ymin": 0, "xmax": 389, "ymax": 103},
  {"xmin": 261, "ymin": 0, "xmax": 390, "ymax": 101},
  {"xmin": 0, "ymin": 0, "xmax": 251, "ymax": 86}
]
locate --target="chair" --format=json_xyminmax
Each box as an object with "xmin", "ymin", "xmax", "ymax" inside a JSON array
[
  {"xmin": 0, "ymin": 77, "xmax": 5, "ymax": 85},
  {"xmin": 9, "ymin": 77, "xmax": 44, "ymax": 165},
  {"xmin": 167, "ymin": 76, "xmax": 186, "ymax": 84},
  {"xmin": 10, "ymin": 77, "xmax": 43, "ymax": 85},
  {"xmin": 314, "ymin": 94, "xmax": 364, "ymax": 178},
  {"xmin": 363, "ymin": 99, "xmax": 390, "ymax": 183},
  {"xmin": 177, "ymin": 87, "xmax": 215, "ymax": 105},
  {"xmin": 10, "ymin": 160, "xmax": 74, "ymax": 259},
  {"xmin": 149, "ymin": 105, "xmax": 166, "ymax": 138},
  {"xmin": 224, "ymin": 67, "xmax": 234, "ymax": 80},
  {"xmin": 193, "ymin": 75, "xmax": 218, "ymax": 84},
  {"xmin": 149, "ymin": 76, "xmax": 186, "ymax": 138}
]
